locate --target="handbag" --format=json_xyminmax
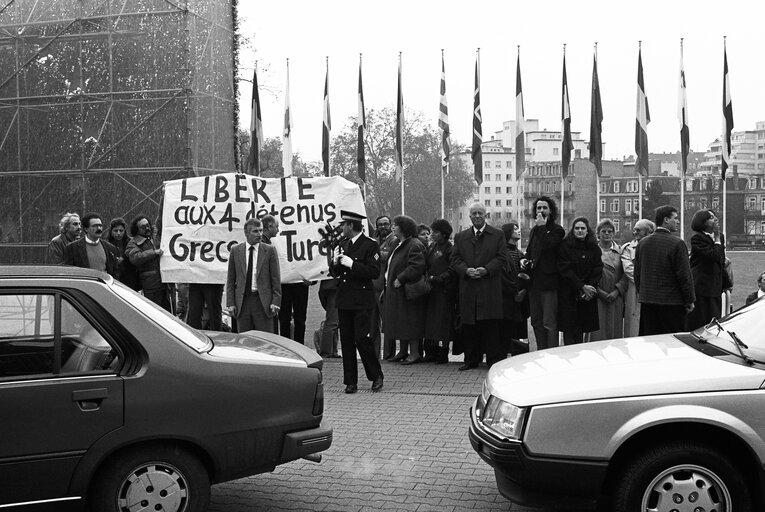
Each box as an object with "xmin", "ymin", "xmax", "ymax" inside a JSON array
[{"xmin": 404, "ymin": 275, "xmax": 431, "ymax": 300}]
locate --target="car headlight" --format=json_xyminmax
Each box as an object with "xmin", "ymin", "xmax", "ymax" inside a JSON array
[{"xmin": 480, "ymin": 395, "xmax": 527, "ymax": 441}]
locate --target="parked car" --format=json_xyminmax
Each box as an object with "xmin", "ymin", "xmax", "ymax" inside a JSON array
[
  {"xmin": 0, "ymin": 266, "xmax": 332, "ymax": 512},
  {"xmin": 470, "ymin": 297, "xmax": 765, "ymax": 511}
]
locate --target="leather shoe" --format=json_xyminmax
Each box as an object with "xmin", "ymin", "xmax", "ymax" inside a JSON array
[
  {"xmin": 344, "ymin": 384, "xmax": 358, "ymax": 394},
  {"xmin": 388, "ymin": 352, "xmax": 408, "ymax": 362},
  {"xmin": 400, "ymin": 357, "xmax": 422, "ymax": 365},
  {"xmin": 371, "ymin": 376, "xmax": 384, "ymax": 392},
  {"xmin": 458, "ymin": 363, "xmax": 478, "ymax": 371}
]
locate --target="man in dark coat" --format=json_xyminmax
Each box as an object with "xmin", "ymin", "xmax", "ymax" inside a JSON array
[
  {"xmin": 451, "ymin": 203, "xmax": 508, "ymax": 370},
  {"xmin": 524, "ymin": 196, "xmax": 565, "ymax": 350},
  {"xmin": 126, "ymin": 215, "xmax": 170, "ymax": 311},
  {"xmin": 373, "ymin": 215, "xmax": 399, "ymax": 360},
  {"xmin": 745, "ymin": 271, "xmax": 765, "ymax": 306},
  {"xmin": 635, "ymin": 205, "xmax": 695, "ymax": 335},
  {"xmin": 329, "ymin": 210, "xmax": 384, "ymax": 394},
  {"xmin": 47, "ymin": 212, "xmax": 81, "ymax": 264},
  {"xmin": 63, "ymin": 212, "xmax": 119, "ymax": 278}
]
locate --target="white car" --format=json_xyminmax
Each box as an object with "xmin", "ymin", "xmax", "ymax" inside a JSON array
[{"xmin": 470, "ymin": 298, "xmax": 765, "ymax": 511}]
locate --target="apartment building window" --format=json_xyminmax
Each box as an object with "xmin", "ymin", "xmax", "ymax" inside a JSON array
[
  {"xmin": 750, "ymin": 178, "xmax": 758, "ymax": 189},
  {"xmin": 506, "ymin": 187, "xmax": 512, "ymax": 194},
  {"xmin": 484, "ymin": 174, "xmax": 491, "ymax": 181},
  {"xmin": 634, "ymin": 198, "xmax": 641, "ymax": 211},
  {"xmin": 626, "ymin": 200, "xmax": 632, "ymax": 214},
  {"xmin": 628, "ymin": 181, "xmax": 638, "ymax": 192},
  {"xmin": 546, "ymin": 182, "xmax": 552, "ymax": 193},
  {"xmin": 613, "ymin": 219, "xmax": 620, "ymax": 232},
  {"xmin": 506, "ymin": 173, "xmax": 512, "ymax": 181},
  {"xmin": 712, "ymin": 197, "xmax": 719, "ymax": 209},
  {"xmin": 700, "ymin": 179, "xmax": 708, "ymax": 190},
  {"xmin": 746, "ymin": 221, "xmax": 757, "ymax": 235},
  {"xmin": 484, "ymin": 161, "xmax": 491, "ymax": 168},
  {"xmin": 506, "ymin": 200, "xmax": 512, "ymax": 206},
  {"xmin": 506, "ymin": 162, "xmax": 512, "ymax": 169},
  {"xmin": 713, "ymin": 180, "xmax": 720, "ymax": 190},
  {"xmin": 553, "ymin": 148, "xmax": 559, "ymax": 156},
  {"xmin": 506, "ymin": 212, "xmax": 513, "ymax": 219},
  {"xmin": 495, "ymin": 174, "xmax": 501, "ymax": 181},
  {"xmin": 600, "ymin": 182, "xmax": 607, "ymax": 193},
  {"xmin": 485, "ymin": 187, "xmax": 491, "ymax": 194},
  {"xmin": 496, "ymin": 200, "xmax": 502, "ymax": 206},
  {"xmin": 611, "ymin": 199, "xmax": 619, "ymax": 212},
  {"xmin": 748, "ymin": 197, "xmax": 756, "ymax": 209},
  {"xmin": 761, "ymin": 197, "xmax": 765, "ymax": 211},
  {"xmin": 600, "ymin": 199, "xmax": 606, "ymax": 212},
  {"xmin": 484, "ymin": 200, "xmax": 490, "ymax": 207},
  {"xmin": 568, "ymin": 181, "xmax": 573, "ymax": 192},
  {"xmin": 625, "ymin": 220, "xmax": 632, "ymax": 233},
  {"xmin": 474, "ymin": 186, "xmax": 479, "ymax": 194},
  {"xmin": 761, "ymin": 221, "xmax": 765, "ymax": 235},
  {"xmin": 614, "ymin": 181, "xmax": 620, "ymax": 193},
  {"xmin": 495, "ymin": 187, "xmax": 501, "ymax": 194}
]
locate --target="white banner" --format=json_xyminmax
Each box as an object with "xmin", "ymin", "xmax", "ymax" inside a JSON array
[{"xmin": 160, "ymin": 173, "xmax": 366, "ymax": 284}]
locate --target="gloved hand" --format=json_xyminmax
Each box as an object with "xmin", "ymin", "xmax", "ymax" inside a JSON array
[{"xmin": 340, "ymin": 254, "xmax": 354, "ymax": 268}]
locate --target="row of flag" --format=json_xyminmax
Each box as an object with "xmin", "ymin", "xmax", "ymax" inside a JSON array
[{"xmin": 246, "ymin": 42, "xmax": 735, "ymax": 185}]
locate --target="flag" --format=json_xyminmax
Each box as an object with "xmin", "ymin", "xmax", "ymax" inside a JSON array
[
  {"xmin": 282, "ymin": 61, "xmax": 293, "ymax": 177},
  {"xmin": 472, "ymin": 51, "xmax": 482, "ymax": 185},
  {"xmin": 721, "ymin": 45, "xmax": 734, "ymax": 181},
  {"xmin": 515, "ymin": 54, "xmax": 525, "ymax": 180},
  {"xmin": 439, "ymin": 52, "xmax": 450, "ymax": 174},
  {"xmin": 322, "ymin": 61, "xmax": 331, "ymax": 177},
  {"xmin": 247, "ymin": 66, "xmax": 263, "ymax": 175},
  {"xmin": 395, "ymin": 56, "xmax": 404, "ymax": 182},
  {"xmin": 635, "ymin": 48, "xmax": 650, "ymax": 177},
  {"xmin": 357, "ymin": 58, "xmax": 366, "ymax": 183},
  {"xmin": 561, "ymin": 54, "xmax": 573, "ymax": 179},
  {"xmin": 589, "ymin": 53, "xmax": 603, "ymax": 177},
  {"xmin": 678, "ymin": 45, "xmax": 690, "ymax": 175}
]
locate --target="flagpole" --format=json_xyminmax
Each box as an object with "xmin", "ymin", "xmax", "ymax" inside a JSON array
[
  {"xmin": 399, "ymin": 52, "xmax": 405, "ymax": 215},
  {"xmin": 722, "ymin": 36, "xmax": 729, "ymax": 242},
  {"xmin": 560, "ymin": 43, "xmax": 566, "ymax": 229},
  {"xmin": 639, "ymin": 174, "xmax": 643, "ymax": 219},
  {"xmin": 596, "ymin": 174, "xmax": 601, "ymax": 223},
  {"xmin": 679, "ymin": 38, "xmax": 685, "ymax": 241},
  {"xmin": 441, "ymin": 163, "xmax": 446, "ymax": 219}
]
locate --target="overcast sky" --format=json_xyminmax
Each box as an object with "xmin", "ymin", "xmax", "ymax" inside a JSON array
[{"xmin": 237, "ymin": 0, "xmax": 765, "ymax": 165}]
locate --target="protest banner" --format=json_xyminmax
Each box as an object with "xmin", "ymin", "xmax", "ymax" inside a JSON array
[{"xmin": 160, "ymin": 173, "xmax": 366, "ymax": 284}]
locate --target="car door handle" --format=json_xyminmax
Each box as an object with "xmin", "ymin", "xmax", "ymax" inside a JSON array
[{"xmin": 72, "ymin": 388, "xmax": 109, "ymax": 409}]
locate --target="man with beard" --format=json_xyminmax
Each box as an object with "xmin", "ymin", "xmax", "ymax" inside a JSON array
[
  {"xmin": 63, "ymin": 212, "xmax": 119, "ymax": 278},
  {"xmin": 127, "ymin": 215, "xmax": 171, "ymax": 311},
  {"xmin": 372, "ymin": 215, "xmax": 399, "ymax": 360},
  {"xmin": 523, "ymin": 196, "xmax": 565, "ymax": 351},
  {"xmin": 47, "ymin": 212, "xmax": 81, "ymax": 264}
]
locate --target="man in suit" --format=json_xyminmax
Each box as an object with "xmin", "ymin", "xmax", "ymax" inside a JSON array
[
  {"xmin": 746, "ymin": 271, "xmax": 765, "ymax": 306},
  {"xmin": 451, "ymin": 203, "xmax": 509, "ymax": 370},
  {"xmin": 329, "ymin": 210, "xmax": 384, "ymax": 394},
  {"xmin": 226, "ymin": 218, "xmax": 281, "ymax": 333},
  {"xmin": 63, "ymin": 212, "xmax": 119, "ymax": 278},
  {"xmin": 372, "ymin": 215, "xmax": 399, "ymax": 360},
  {"xmin": 524, "ymin": 196, "xmax": 565, "ymax": 351},
  {"xmin": 635, "ymin": 205, "xmax": 695, "ymax": 335}
]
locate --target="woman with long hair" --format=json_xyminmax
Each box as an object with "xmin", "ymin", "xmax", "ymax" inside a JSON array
[
  {"xmin": 557, "ymin": 217, "xmax": 603, "ymax": 345},
  {"xmin": 686, "ymin": 209, "xmax": 726, "ymax": 330}
]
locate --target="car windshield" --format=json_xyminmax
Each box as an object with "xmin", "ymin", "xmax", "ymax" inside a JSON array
[
  {"xmin": 110, "ymin": 280, "xmax": 212, "ymax": 353},
  {"xmin": 693, "ymin": 299, "xmax": 765, "ymax": 363}
]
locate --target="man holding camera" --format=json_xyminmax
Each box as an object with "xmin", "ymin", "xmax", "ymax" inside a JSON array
[{"xmin": 524, "ymin": 196, "xmax": 565, "ymax": 351}]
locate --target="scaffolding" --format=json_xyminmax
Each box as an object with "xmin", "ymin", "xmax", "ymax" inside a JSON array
[{"xmin": 0, "ymin": 0, "xmax": 237, "ymax": 263}]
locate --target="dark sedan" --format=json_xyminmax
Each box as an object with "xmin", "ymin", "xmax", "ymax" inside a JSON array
[{"xmin": 0, "ymin": 266, "xmax": 331, "ymax": 512}]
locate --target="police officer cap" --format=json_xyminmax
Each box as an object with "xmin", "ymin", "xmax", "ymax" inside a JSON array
[{"xmin": 340, "ymin": 210, "xmax": 366, "ymax": 222}]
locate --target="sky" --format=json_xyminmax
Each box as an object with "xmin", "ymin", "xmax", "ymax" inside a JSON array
[{"xmin": 236, "ymin": 0, "xmax": 765, "ymax": 165}]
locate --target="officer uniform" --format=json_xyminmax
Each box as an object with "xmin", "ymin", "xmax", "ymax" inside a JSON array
[{"xmin": 329, "ymin": 210, "xmax": 384, "ymax": 393}]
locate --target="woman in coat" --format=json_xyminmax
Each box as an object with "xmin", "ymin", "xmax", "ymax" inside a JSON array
[
  {"xmin": 501, "ymin": 221, "xmax": 530, "ymax": 353},
  {"xmin": 591, "ymin": 219, "xmax": 628, "ymax": 341},
  {"xmin": 107, "ymin": 217, "xmax": 140, "ymax": 290},
  {"xmin": 383, "ymin": 215, "xmax": 428, "ymax": 365},
  {"xmin": 423, "ymin": 219, "xmax": 455, "ymax": 363},
  {"xmin": 557, "ymin": 217, "xmax": 603, "ymax": 345},
  {"xmin": 686, "ymin": 209, "xmax": 726, "ymax": 330}
]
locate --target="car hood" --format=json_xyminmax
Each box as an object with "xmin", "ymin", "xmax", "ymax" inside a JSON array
[
  {"xmin": 488, "ymin": 335, "xmax": 765, "ymax": 407},
  {"xmin": 204, "ymin": 330, "xmax": 323, "ymax": 369}
]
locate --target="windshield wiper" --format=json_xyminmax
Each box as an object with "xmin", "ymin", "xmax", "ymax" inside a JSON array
[{"xmin": 705, "ymin": 317, "xmax": 755, "ymax": 365}]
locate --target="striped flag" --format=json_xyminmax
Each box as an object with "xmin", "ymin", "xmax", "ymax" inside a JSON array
[
  {"xmin": 515, "ymin": 53, "xmax": 525, "ymax": 180},
  {"xmin": 721, "ymin": 45, "xmax": 734, "ymax": 180},
  {"xmin": 561, "ymin": 53, "xmax": 573, "ymax": 179},
  {"xmin": 439, "ymin": 52, "xmax": 450, "ymax": 174},
  {"xmin": 589, "ymin": 52, "xmax": 603, "ymax": 177},
  {"xmin": 678, "ymin": 44, "xmax": 690, "ymax": 175},
  {"xmin": 282, "ymin": 60, "xmax": 293, "ymax": 177},
  {"xmin": 635, "ymin": 48, "xmax": 650, "ymax": 177},
  {"xmin": 322, "ymin": 60, "xmax": 331, "ymax": 177},
  {"xmin": 247, "ymin": 66, "xmax": 263, "ymax": 175},
  {"xmin": 357, "ymin": 57, "xmax": 366, "ymax": 183},
  {"xmin": 472, "ymin": 51, "xmax": 482, "ymax": 185},
  {"xmin": 395, "ymin": 56, "xmax": 404, "ymax": 182}
]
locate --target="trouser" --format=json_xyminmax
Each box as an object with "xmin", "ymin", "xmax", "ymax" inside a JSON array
[
  {"xmin": 140, "ymin": 271, "xmax": 171, "ymax": 312},
  {"xmin": 639, "ymin": 303, "xmax": 686, "ymax": 336},
  {"xmin": 461, "ymin": 319, "xmax": 505, "ymax": 367},
  {"xmin": 563, "ymin": 330, "xmax": 585, "ymax": 345},
  {"xmin": 529, "ymin": 286, "xmax": 558, "ymax": 350},
  {"xmin": 187, "ymin": 283, "xmax": 223, "ymax": 331},
  {"xmin": 318, "ymin": 286, "xmax": 339, "ymax": 356},
  {"xmin": 279, "ymin": 283, "xmax": 309, "ymax": 344},
  {"xmin": 338, "ymin": 308, "xmax": 383, "ymax": 386},
  {"xmin": 237, "ymin": 292, "xmax": 274, "ymax": 333},
  {"xmin": 371, "ymin": 294, "xmax": 385, "ymax": 359}
]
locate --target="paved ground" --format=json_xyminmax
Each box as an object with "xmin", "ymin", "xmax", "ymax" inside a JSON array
[{"xmin": 208, "ymin": 358, "xmax": 579, "ymax": 512}]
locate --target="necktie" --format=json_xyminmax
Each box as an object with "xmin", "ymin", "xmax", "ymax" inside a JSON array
[{"xmin": 244, "ymin": 245, "xmax": 254, "ymax": 295}]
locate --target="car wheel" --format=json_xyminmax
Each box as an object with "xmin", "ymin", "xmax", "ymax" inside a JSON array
[
  {"xmin": 612, "ymin": 441, "xmax": 752, "ymax": 512},
  {"xmin": 90, "ymin": 445, "xmax": 210, "ymax": 512}
]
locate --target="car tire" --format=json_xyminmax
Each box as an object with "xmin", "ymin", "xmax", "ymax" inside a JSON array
[
  {"xmin": 89, "ymin": 445, "xmax": 210, "ymax": 512},
  {"xmin": 612, "ymin": 441, "xmax": 752, "ymax": 512}
]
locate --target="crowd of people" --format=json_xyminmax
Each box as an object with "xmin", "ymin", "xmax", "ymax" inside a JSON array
[{"xmin": 46, "ymin": 196, "xmax": 743, "ymax": 394}]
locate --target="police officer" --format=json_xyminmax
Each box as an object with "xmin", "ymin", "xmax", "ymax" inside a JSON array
[{"xmin": 329, "ymin": 210, "xmax": 384, "ymax": 394}]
